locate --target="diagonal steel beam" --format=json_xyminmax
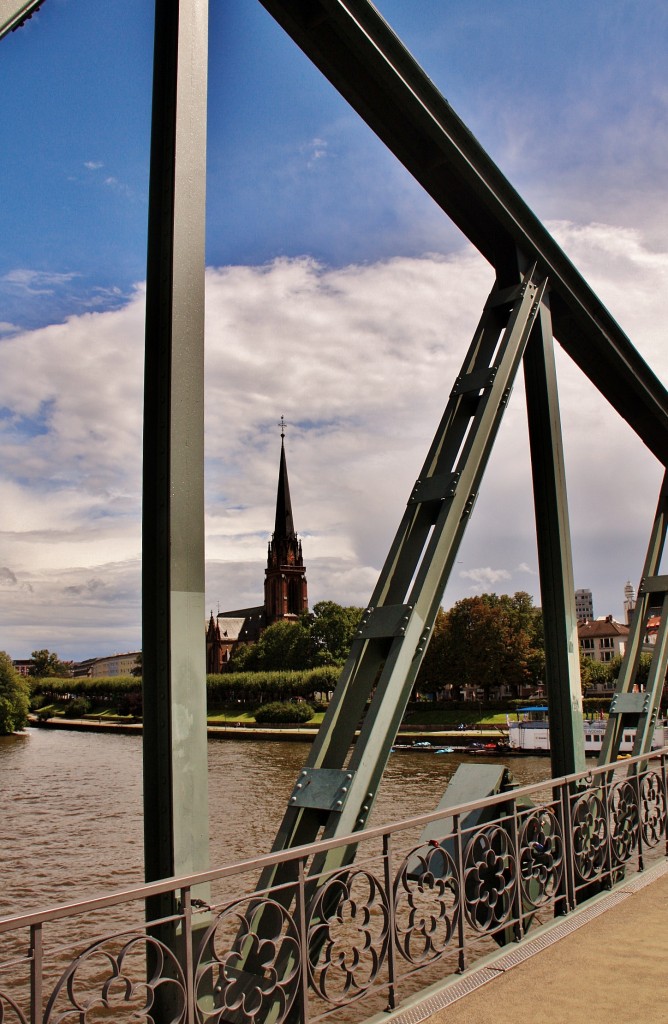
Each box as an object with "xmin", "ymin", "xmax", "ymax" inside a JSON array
[{"xmin": 258, "ymin": 0, "xmax": 668, "ymax": 463}]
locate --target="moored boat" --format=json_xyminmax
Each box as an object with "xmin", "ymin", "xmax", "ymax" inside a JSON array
[{"xmin": 507, "ymin": 705, "xmax": 667, "ymax": 756}]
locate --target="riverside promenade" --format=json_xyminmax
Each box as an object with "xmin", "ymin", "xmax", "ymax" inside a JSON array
[{"xmin": 379, "ymin": 860, "xmax": 668, "ymax": 1024}]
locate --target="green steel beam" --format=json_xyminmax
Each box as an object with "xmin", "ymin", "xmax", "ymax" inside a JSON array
[
  {"xmin": 524, "ymin": 294, "xmax": 586, "ymax": 778},
  {"xmin": 0, "ymin": 0, "xmax": 45, "ymax": 40},
  {"xmin": 256, "ymin": 267, "xmax": 546, "ymax": 892},
  {"xmin": 142, "ymin": 0, "xmax": 210, "ymax": 919},
  {"xmin": 599, "ymin": 472, "xmax": 668, "ymax": 767},
  {"xmin": 258, "ymin": 0, "xmax": 668, "ymax": 464}
]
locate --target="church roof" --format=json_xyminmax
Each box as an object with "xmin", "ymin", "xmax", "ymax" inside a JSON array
[{"xmin": 217, "ymin": 607, "xmax": 265, "ymax": 642}]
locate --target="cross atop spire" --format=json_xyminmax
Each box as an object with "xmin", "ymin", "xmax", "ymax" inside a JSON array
[{"xmin": 278, "ymin": 415, "xmax": 286, "ymax": 441}]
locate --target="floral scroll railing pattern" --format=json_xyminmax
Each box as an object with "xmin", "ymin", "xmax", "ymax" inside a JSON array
[
  {"xmin": 2, "ymin": 754, "xmax": 667, "ymax": 1024},
  {"xmin": 43, "ymin": 935, "xmax": 188, "ymax": 1024}
]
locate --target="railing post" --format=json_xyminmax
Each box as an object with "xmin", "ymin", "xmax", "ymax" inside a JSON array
[
  {"xmin": 383, "ymin": 833, "xmax": 397, "ymax": 1011},
  {"xmin": 453, "ymin": 813, "xmax": 466, "ymax": 973},
  {"xmin": 559, "ymin": 780, "xmax": 576, "ymax": 912},
  {"xmin": 662, "ymin": 754, "xmax": 668, "ymax": 859},
  {"xmin": 510, "ymin": 798, "xmax": 523, "ymax": 940},
  {"xmin": 30, "ymin": 922, "xmax": 42, "ymax": 1024},
  {"xmin": 296, "ymin": 857, "xmax": 310, "ymax": 1024},
  {"xmin": 182, "ymin": 887, "xmax": 195, "ymax": 1024},
  {"xmin": 634, "ymin": 769, "xmax": 645, "ymax": 873},
  {"xmin": 602, "ymin": 770, "xmax": 613, "ymax": 889}
]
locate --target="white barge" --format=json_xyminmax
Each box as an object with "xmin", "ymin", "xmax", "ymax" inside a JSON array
[{"xmin": 508, "ymin": 705, "xmax": 667, "ymax": 756}]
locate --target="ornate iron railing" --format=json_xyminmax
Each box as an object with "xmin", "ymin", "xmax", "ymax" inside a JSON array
[{"xmin": 2, "ymin": 751, "xmax": 667, "ymax": 1024}]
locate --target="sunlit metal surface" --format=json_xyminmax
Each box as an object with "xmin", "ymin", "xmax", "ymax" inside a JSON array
[{"xmin": 0, "ymin": 0, "xmax": 45, "ymax": 41}]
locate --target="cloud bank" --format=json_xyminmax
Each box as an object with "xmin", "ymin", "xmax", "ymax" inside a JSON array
[{"xmin": 0, "ymin": 224, "xmax": 665, "ymax": 658}]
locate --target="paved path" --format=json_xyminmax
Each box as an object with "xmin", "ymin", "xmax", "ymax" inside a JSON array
[{"xmin": 384, "ymin": 861, "xmax": 668, "ymax": 1024}]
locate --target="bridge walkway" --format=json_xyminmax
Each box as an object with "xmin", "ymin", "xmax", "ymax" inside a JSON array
[{"xmin": 380, "ymin": 861, "xmax": 668, "ymax": 1024}]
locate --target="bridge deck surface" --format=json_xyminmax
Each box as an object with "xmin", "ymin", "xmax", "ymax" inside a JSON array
[{"xmin": 386, "ymin": 861, "xmax": 668, "ymax": 1024}]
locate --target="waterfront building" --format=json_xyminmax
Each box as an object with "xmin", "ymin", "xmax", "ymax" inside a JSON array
[
  {"xmin": 12, "ymin": 659, "xmax": 33, "ymax": 677},
  {"xmin": 72, "ymin": 651, "xmax": 141, "ymax": 677},
  {"xmin": 577, "ymin": 615, "xmax": 628, "ymax": 664},
  {"xmin": 206, "ymin": 427, "xmax": 308, "ymax": 672}
]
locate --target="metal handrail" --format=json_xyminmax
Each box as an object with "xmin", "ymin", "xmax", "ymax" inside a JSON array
[{"xmin": 2, "ymin": 745, "xmax": 666, "ymax": 932}]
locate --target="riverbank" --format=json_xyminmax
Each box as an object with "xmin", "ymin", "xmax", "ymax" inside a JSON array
[{"xmin": 28, "ymin": 715, "xmax": 508, "ymax": 746}]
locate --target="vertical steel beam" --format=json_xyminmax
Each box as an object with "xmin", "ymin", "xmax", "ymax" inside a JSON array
[
  {"xmin": 523, "ymin": 296, "xmax": 586, "ymax": 777},
  {"xmin": 142, "ymin": 0, "xmax": 210, "ymax": 916},
  {"xmin": 599, "ymin": 472, "xmax": 668, "ymax": 766}
]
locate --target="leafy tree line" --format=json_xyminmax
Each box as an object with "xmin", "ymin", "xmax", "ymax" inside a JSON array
[
  {"xmin": 228, "ymin": 601, "xmax": 364, "ymax": 671},
  {"xmin": 580, "ymin": 651, "xmax": 656, "ymax": 691},
  {"xmin": 30, "ymin": 666, "xmax": 340, "ymax": 709},
  {"xmin": 416, "ymin": 592, "xmax": 545, "ymax": 699}
]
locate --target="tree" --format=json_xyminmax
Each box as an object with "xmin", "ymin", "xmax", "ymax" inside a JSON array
[
  {"xmin": 414, "ymin": 607, "xmax": 448, "ymax": 695},
  {"xmin": 228, "ymin": 603, "xmax": 365, "ymax": 672},
  {"xmin": 232, "ymin": 620, "xmax": 313, "ymax": 672},
  {"xmin": 0, "ymin": 651, "xmax": 30, "ymax": 734},
  {"xmin": 426, "ymin": 592, "xmax": 544, "ymax": 699},
  {"xmin": 306, "ymin": 601, "xmax": 364, "ymax": 665},
  {"xmin": 31, "ymin": 649, "xmax": 71, "ymax": 678}
]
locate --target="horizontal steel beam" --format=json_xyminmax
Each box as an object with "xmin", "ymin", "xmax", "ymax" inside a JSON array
[
  {"xmin": 0, "ymin": 0, "xmax": 45, "ymax": 40},
  {"xmin": 259, "ymin": 0, "xmax": 668, "ymax": 463}
]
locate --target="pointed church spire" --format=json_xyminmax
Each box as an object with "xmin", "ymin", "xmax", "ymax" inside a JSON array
[
  {"xmin": 265, "ymin": 417, "xmax": 308, "ymax": 623},
  {"xmin": 274, "ymin": 418, "xmax": 296, "ymax": 540}
]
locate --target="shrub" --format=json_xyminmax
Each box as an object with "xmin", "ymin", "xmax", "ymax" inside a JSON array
[
  {"xmin": 118, "ymin": 691, "xmax": 143, "ymax": 718},
  {"xmin": 254, "ymin": 701, "xmax": 314, "ymax": 724},
  {"xmin": 64, "ymin": 697, "xmax": 92, "ymax": 719}
]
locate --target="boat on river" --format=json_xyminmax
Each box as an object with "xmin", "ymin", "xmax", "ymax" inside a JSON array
[{"xmin": 508, "ymin": 705, "xmax": 667, "ymax": 756}]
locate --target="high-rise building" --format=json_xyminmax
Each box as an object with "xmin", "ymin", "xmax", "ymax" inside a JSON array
[
  {"xmin": 623, "ymin": 580, "xmax": 636, "ymax": 624},
  {"xmin": 575, "ymin": 588, "xmax": 593, "ymax": 621}
]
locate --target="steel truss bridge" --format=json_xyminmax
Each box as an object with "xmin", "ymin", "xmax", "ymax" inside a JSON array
[{"xmin": 2, "ymin": 1, "xmax": 668, "ymax": 1021}]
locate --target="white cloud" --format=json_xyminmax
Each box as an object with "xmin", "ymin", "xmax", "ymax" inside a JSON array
[
  {"xmin": 84, "ymin": 161, "xmax": 103, "ymax": 170},
  {"xmin": 0, "ymin": 226, "xmax": 666, "ymax": 657},
  {"xmin": 1, "ymin": 269, "xmax": 80, "ymax": 296},
  {"xmin": 459, "ymin": 567, "xmax": 512, "ymax": 592}
]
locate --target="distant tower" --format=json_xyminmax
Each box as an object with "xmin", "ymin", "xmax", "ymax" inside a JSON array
[
  {"xmin": 264, "ymin": 419, "xmax": 308, "ymax": 625},
  {"xmin": 623, "ymin": 580, "xmax": 636, "ymax": 624},
  {"xmin": 575, "ymin": 588, "xmax": 593, "ymax": 622}
]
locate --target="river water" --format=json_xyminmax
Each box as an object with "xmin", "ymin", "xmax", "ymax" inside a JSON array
[{"xmin": 0, "ymin": 727, "xmax": 552, "ymax": 918}]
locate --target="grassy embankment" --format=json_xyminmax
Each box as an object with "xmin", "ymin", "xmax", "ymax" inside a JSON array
[{"xmin": 32, "ymin": 699, "xmax": 508, "ymax": 729}]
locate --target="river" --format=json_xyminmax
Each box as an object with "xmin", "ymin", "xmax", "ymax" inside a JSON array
[{"xmin": 0, "ymin": 727, "xmax": 553, "ymax": 918}]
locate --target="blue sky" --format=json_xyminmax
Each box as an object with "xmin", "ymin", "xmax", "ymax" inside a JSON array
[{"xmin": 1, "ymin": 0, "xmax": 667, "ymax": 659}]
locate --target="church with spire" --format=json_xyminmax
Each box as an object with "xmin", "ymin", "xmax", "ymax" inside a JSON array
[{"xmin": 206, "ymin": 420, "xmax": 308, "ymax": 672}]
